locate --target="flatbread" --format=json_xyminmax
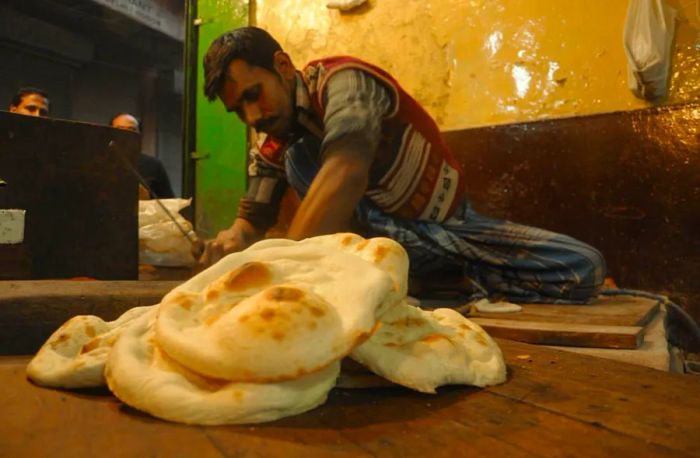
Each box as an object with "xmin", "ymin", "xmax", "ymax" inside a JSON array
[
  {"xmin": 26, "ymin": 232, "xmax": 507, "ymax": 425},
  {"xmin": 106, "ymin": 309, "xmax": 340, "ymax": 425},
  {"xmin": 471, "ymin": 298, "xmax": 522, "ymax": 313},
  {"xmin": 26, "ymin": 305, "xmax": 154, "ymax": 388},
  {"xmin": 351, "ymin": 301, "xmax": 507, "ymax": 393},
  {"xmin": 156, "ymin": 234, "xmax": 398, "ymax": 382},
  {"xmin": 315, "ymin": 234, "xmax": 409, "ymax": 316}
]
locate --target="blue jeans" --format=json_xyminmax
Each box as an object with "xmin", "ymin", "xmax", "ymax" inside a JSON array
[{"xmin": 285, "ymin": 135, "xmax": 606, "ymax": 303}]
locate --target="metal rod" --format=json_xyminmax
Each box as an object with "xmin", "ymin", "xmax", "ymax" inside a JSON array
[{"xmin": 108, "ymin": 140, "xmax": 198, "ymax": 246}]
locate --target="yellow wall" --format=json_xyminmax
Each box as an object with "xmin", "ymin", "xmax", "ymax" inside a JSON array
[{"xmin": 256, "ymin": 0, "xmax": 699, "ymax": 130}]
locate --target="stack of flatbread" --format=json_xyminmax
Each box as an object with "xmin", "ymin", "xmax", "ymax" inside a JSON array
[{"xmin": 27, "ymin": 233, "xmax": 506, "ymax": 425}]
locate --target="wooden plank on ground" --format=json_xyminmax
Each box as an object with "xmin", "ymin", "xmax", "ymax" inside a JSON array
[
  {"xmin": 3, "ymin": 338, "xmax": 699, "ymax": 457},
  {"xmin": 472, "ymin": 318, "xmax": 644, "ymax": 349},
  {"xmin": 0, "ymin": 357, "xmax": 223, "ymax": 458},
  {"xmin": 467, "ymin": 295, "xmax": 660, "ymax": 327},
  {"xmin": 491, "ymin": 339, "xmax": 700, "ymax": 455},
  {"xmin": 0, "ymin": 280, "xmax": 182, "ymax": 355}
]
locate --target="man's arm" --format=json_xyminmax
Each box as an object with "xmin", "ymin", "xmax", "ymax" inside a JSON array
[
  {"xmin": 288, "ymin": 68, "xmax": 392, "ymax": 240},
  {"xmin": 287, "ymin": 138, "xmax": 371, "ymax": 239},
  {"xmin": 197, "ymin": 217, "xmax": 263, "ymax": 266},
  {"xmin": 195, "ymin": 142, "xmax": 288, "ymax": 267}
]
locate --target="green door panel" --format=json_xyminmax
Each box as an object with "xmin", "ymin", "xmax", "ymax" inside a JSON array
[{"xmin": 194, "ymin": 0, "xmax": 249, "ymax": 238}]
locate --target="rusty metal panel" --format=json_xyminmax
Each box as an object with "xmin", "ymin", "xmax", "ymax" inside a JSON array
[
  {"xmin": 443, "ymin": 103, "xmax": 700, "ymax": 317},
  {"xmin": 0, "ymin": 112, "xmax": 139, "ymax": 279}
]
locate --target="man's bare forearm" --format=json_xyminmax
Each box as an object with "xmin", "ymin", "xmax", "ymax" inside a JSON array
[{"xmin": 287, "ymin": 153, "xmax": 370, "ymax": 240}]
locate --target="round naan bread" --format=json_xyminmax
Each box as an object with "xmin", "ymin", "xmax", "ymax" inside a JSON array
[
  {"xmin": 106, "ymin": 309, "xmax": 340, "ymax": 425},
  {"xmin": 156, "ymin": 234, "xmax": 403, "ymax": 382},
  {"xmin": 350, "ymin": 301, "xmax": 507, "ymax": 393},
  {"xmin": 315, "ymin": 233, "xmax": 409, "ymax": 316},
  {"xmin": 26, "ymin": 305, "xmax": 154, "ymax": 388}
]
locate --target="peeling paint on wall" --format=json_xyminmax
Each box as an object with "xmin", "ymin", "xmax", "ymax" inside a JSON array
[{"xmin": 256, "ymin": 0, "xmax": 699, "ymax": 129}]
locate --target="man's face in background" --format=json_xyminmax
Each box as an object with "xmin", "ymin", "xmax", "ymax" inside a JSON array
[
  {"xmin": 10, "ymin": 93, "xmax": 49, "ymax": 117},
  {"xmin": 111, "ymin": 114, "xmax": 140, "ymax": 133}
]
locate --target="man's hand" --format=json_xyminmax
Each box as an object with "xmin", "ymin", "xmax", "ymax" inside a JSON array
[
  {"xmin": 196, "ymin": 228, "xmax": 243, "ymax": 267},
  {"xmin": 193, "ymin": 218, "xmax": 262, "ymax": 270},
  {"xmin": 138, "ymin": 184, "xmax": 150, "ymax": 200}
]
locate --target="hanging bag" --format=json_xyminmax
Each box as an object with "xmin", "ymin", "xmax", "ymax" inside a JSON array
[{"xmin": 623, "ymin": 0, "xmax": 677, "ymax": 100}]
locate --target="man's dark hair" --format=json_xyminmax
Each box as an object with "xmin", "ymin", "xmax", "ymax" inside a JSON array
[
  {"xmin": 109, "ymin": 112, "xmax": 141, "ymax": 132},
  {"xmin": 10, "ymin": 87, "xmax": 48, "ymax": 108},
  {"xmin": 203, "ymin": 27, "xmax": 282, "ymax": 101}
]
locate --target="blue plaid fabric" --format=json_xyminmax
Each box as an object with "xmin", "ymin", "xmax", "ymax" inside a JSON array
[{"xmin": 286, "ymin": 135, "xmax": 607, "ymax": 304}]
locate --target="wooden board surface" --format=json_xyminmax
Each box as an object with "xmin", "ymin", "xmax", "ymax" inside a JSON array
[
  {"xmin": 466, "ymin": 295, "xmax": 660, "ymax": 327},
  {"xmin": 0, "ymin": 112, "xmax": 140, "ymax": 280},
  {"xmin": 0, "ymin": 283, "xmax": 663, "ymax": 354},
  {"xmin": 462, "ymin": 295, "xmax": 660, "ymax": 349},
  {"xmin": 0, "ymin": 280, "xmax": 182, "ymax": 355},
  {"xmin": 470, "ymin": 318, "xmax": 644, "ymax": 349},
  {"xmin": 2, "ymin": 339, "xmax": 699, "ymax": 457}
]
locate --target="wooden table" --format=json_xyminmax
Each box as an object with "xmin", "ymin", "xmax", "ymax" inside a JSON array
[{"xmin": 2, "ymin": 339, "xmax": 698, "ymax": 457}]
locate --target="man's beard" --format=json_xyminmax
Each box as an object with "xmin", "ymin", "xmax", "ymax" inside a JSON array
[{"xmin": 255, "ymin": 116, "xmax": 291, "ymax": 139}]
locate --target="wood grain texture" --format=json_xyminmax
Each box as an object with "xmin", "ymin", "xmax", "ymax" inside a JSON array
[
  {"xmin": 471, "ymin": 318, "xmax": 644, "ymax": 349},
  {"xmin": 443, "ymin": 103, "xmax": 700, "ymax": 322},
  {"xmin": 0, "ymin": 280, "xmax": 182, "ymax": 355},
  {"xmin": 467, "ymin": 295, "xmax": 660, "ymax": 327},
  {"xmin": 0, "ymin": 112, "xmax": 140, "ymax": 280},
  {"xmin": 3, "ymin": 340, "xmax": 699, "ymax": 457},
  {"xmin": 462, "ymin": 295, "xmax": 659, "ymax": 349}
]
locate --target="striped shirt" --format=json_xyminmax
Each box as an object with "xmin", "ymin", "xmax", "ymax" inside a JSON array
[
  {"xmin": 238, "ymin": 69, "xmax": 393, "ymax": 230},
  {"xmin": 239, "ymin": 58, "xmax": 464, "ymax": 230}
]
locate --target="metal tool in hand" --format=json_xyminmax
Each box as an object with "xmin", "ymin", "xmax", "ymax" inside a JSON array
[{"xmin": 108, "ymin": 140, "xmax": 199, "ymax": 247}]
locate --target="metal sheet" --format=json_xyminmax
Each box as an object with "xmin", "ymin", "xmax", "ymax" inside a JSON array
[{"xmin": 0, "ymin": 112, "xmax": 139, "ymax": 280}]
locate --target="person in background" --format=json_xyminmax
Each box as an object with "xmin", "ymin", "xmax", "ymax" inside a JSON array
[
  {"xmin": 197, "ymin": 26, "xmax": 606, "ymax": 303},
  {"xmin": 8, "ymin": 87, "xmax": 49, "ymax": 117},
  {"xmin": 110, "ymin": 113, "xmax": 175, "ymax": 199}
]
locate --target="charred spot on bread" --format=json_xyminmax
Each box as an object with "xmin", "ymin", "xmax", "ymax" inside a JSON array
[
  {"xmin": 80, "ymin": 337, "xmax": 101, "ymax": 354},
  {"xmin": 50, "ymin": 333, "xmax": 70, "ymax": 349},
  {"xmin": 373, "ymin": 245, "xmax": 389, "ymax": 263},
  {"xmin": 265, "ymin": 286, "xmax": 304, "ymax": 302},
  {"xmin": 309, "ymin": 306, "xmax": 325, "ymax": 317},
  {"xmin": 179, "ymin": 298, "xmax": 194, "ymax": 310},
  {"xmin": 272, "ymin": 331, "xmax": 286, "ymax": 341},
  {"xmin": 421, "ymin": 334, "xmax": 448, "ymax": 344},
  {"xmin": 205, "ymin": 313, "xmax": 223, "ymax": 326},
  {"xmin": 221, "ymin": 262, "xmax": 273, "ymax": 292},
  {"xmin": 260, "ymin": 308, "xmax": 277, "ymax": 321}
]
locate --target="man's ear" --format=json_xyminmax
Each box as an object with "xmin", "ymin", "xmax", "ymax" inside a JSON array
[{"xmin": 273, "ymin": 51, "xmax": 295, "ymax": 80}]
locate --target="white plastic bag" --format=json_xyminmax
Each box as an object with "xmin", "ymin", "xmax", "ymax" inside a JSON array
[
  {"xmin": 138, "ymin": 198, "xmax": 197, "ymax": 267},
  {"xmin": 624, "ymin": 0, "xmax": 677, "ymax": 100}
]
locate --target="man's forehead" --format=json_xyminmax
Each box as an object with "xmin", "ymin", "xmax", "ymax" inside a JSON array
[
  {"xmin": 22, "ymin": 93, "xmax": 48, "ymax": 105},
  {"xmin": 116, "ymin": 114, "xmax": 137, "ymax": 123},
  {"xmin": 226, "ymin": 59, "xmax": 262, "ymax": 86}
]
